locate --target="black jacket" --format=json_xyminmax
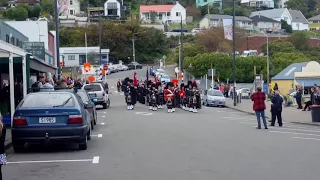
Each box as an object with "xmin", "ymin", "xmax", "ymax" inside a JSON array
[{"xmin": 271, "ymin": 95, "xmax": 283, "ymax": 111}]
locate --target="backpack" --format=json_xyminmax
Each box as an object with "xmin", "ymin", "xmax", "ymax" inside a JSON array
[{"xmin": 31, "ymin": 81, "xmax": 40, "ymax": 92}]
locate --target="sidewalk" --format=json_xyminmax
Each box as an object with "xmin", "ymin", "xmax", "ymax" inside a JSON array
[{"xmin": 226, "ymin": 98, "xmax": 319, "ymax": 126}]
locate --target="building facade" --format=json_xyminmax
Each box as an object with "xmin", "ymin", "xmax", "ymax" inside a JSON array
[
  {"xmin": 251, "ymin": 15, "xmax": 281, "ymax": 32},
  {"xmin": 59, "ymin": 0, "xmax": 81, "ymax": 17},
  {"xmin": 0, "ymin": 21, "xmax": 28, "ymax": 48},
  {"xmin": 8, "ymin": 0, "xmax": 39, "ymax": 7},
  {"xmin": 308, "ymin": 15, "xmax": 320, "ymax": 30},
  {"xmin": 241, "ymin": 0, "xmax": 274, "ymax": 9},
  {"xmin": 60, "ymin": 47, "xmax": 110, "ymax": 67},
  {"xmin": 196, "ymin": 0, "xmax": 222, "ymax": 8},
  {"xmin": 140, "ymin": 2, "xmax": 186, "ymax": 24},
  {"xmin": 104, "ymin": 0, "xmax": 125, "ymax": 19}
]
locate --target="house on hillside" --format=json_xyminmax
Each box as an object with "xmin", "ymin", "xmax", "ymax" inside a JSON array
[
  {"xmin": 139, "ymin": 1, "xmax": 186, "ymax": 24},
  {"xmin": 250, "ymin": 8, "xmax": 308, "ymax": 31},
  {"xmin": 57, "ymin": 0, "xmax": 81, "ymax": 17},
  {"xmin": 308, "ymin": 14, "xmax": 320, "ymax": 30},
  {"xmin": 241, "ymin": 0, "xmax": 274, "ymax": 9},
  {"xmin": 196, "ymin": 0, "xmax": 222, "ymax": 8},
  {"xmin": 104, "ymin": 0, "xmax": 126, "ymax": 19},
  {"xmin": 250, "ymin": 15, "xmax": 281, "ymax": 33},
  {"xmin": 289, "ymin": 10, "xmax": 309, "ymax": 31},
  {"xmin": 8, "ymin": 0, "xmax": 39, "ymax": 7},
  {"xmin": 199, "ymin": 14, "xmax": 253, "ymax": 32},
  {"xmin": 277, "ymin": 0, "xmax": 288, "ymax": 8}
]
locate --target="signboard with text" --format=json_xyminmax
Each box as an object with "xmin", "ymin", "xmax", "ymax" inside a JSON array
[{"xmin": 22, "ymin": 42, "xmax": 45, "ymax": 60}]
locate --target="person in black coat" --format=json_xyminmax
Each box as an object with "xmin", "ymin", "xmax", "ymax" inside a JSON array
[{"xmin": 271, "ymin": 90, "xmax": 283, "ymax": 127}]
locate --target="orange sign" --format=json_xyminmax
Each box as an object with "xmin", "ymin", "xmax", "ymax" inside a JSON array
[
  {"xmin": 101, "ymin": 70, "xmax": 106, "ymax": 75},
  {"xmin": 88, "ymin": 76, "xmax": 96, "ymax": 82},
  {"xmin": 178, "ymin": 74, "xmax": 183, "ymax": 79},
  {"xmin": 84, "ymin": 63, "xmax": 91, "ymax": 72}
]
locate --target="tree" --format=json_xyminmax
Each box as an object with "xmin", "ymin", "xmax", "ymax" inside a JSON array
[
  {"xmin": 281, "ymin": 20, "xmax": 292, "ymax": 34},
  {"xmin": 42, "ymin": 0, "xmax": 54, "ymax": 15},
  {"xmin": 87, "ymin": 51, "xmax": 98, "ymax": 64},
  {"xmin": 288, "ymin": 31, "xmax": 309, "ymax": 51},
  {"xmin": 196, "ymin": 28, "xmax": 232, "ymax": 53},
  {"xmin": 30, "ymin": 4, "xmax": 42, "ymax": 18},
  {"xmin": 262, "ymin": 40, "xmax": 296, "ymax": 56},
  {"xmin": 285, "ymin": 0, "xmax": 308, "ymax": 15},
  {"xmin": 12, "ymin": 6, "xmax": 28, "ymax": 21}
]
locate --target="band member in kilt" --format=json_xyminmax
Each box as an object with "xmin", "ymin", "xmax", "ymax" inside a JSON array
[
  {"xmin": 149, "ymin": 83, "xmax": 158, "ymax": 111},
  {"xmin": 145, "ymin": 81, "xmax": 152, "ymax": 106},
  {"xmin": 186, "ymin": 81, "xmax": 193, "ymax": 111},
  {"xmin": 191, "ymin": 82, "xmax": 201, "ymax": 113},
  {"xmin": 179, "ymin": 83, "xmax": 186, "ymax": 109},
  {"xmin": 123, "ymin": 78, "xmax": 133, "ymax": 110},
  {"xmin": 156, "ymin": 82, "xmax": 164, "ymax": 109},
  {"xmin": 137, "ymin": 82, "xmax": 145, "ymax": 104},
  {"xmin": 164, "ymin": 82, "xmax": 175, "ymax": 113}
]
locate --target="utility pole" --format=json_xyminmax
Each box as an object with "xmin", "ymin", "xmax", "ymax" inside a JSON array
[
  {"xmin": 232, "ymin": 0, "xmax": 236, "ymax": 106},
  {"xmin": 180, "ymin": 15, "xmax": 184, "ymax": 73},
  {"xmin": 132, "ymin": 34, "xmax": 135, "ymax": 62},
  {"xmin": 54, "ymin": 0, "xmax": 61, "ymax": 80},
  {"xmin": 99, "ymin": 12, "xmax": 102, "ymax": 65}
]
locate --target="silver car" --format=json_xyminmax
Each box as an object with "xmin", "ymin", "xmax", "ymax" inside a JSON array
[
  {"xmin": 83, "ymin": 83, "xmax": 110, "ymax": 109},
  {"xmin": 203, "ymin": 89, "xmax": 226, "ymax": 107}
]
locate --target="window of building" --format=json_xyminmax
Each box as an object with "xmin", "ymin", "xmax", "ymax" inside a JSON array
[
  {"xmin": 6, "ymin": 34, "xmax": 9, "ymax": 43},
  {"xmin": 107, "ymin": 2, "xmax": 117, "ymax": 9},
  {"xmin": 11, "ymin": 37, "xmax": 15, "ymax": 45},
  {"xmin": 108, "ymin": 9, "xmax": 117, "ymax": 15},
  {"xmin": 16, "ymin": 39, "xmax": 19, "ymax": 47},
  {"xmin": 68, "ymin": 55, "xmax": 75, "ymax": 60},
  {"xmin": 69, "ymin": 9, "xmax": 75, "ymax": 15},
  {"xmin": 70, "ymin": 0, "xmax": 73, "ymax": 5},
  {"xmin": 204, "ymin": 0, "xmax": 207, "ymax": 2},
  {"xmin": 176, "ymin": 12, "xmax": 181, "ymax": 16},
  {"xmin": 167, "ymin": 12, "xmax": 170, "ymax": 16},
  {"xmin": 313, "ymin": 21, "xmax": 318, "ymax": 23},
  {"xmin": 79, "ymin": 55, "xmax": 86, "ymax": 65}
]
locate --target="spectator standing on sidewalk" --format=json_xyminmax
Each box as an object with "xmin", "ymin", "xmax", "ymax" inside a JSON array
[
  {"xmin": 0, "ymin": 113, "xmax": 7, "ymax": 180},
  {"xmin": 315, "ymin": 86, "xmax": 320, "ymax": 105},
  {"xmin": 295, "ymin": 85, "xmax": 303, "ymax": 109},
  {"xmin": 271, "ymin": 90, "xmax": 283, "ymax": 127},
  {"xmin": 251, "ymin": 87, "xmax": 268, "ymax": 129}
]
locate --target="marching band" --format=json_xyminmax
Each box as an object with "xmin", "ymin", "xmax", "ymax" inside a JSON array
[{"xmin": 121, "ymin": 77, "xmax": 201, "ymax": 113}]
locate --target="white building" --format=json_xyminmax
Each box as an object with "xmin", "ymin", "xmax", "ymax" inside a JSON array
[
  {"xmin": 139, "ymin": 1, "xmax": 186, "ymax": 24},
  {"xmin": 59, "ymin": 0, "xmax": 81, "ymax": 17},
  {"xmin": 250, "ymin": 8, "xmax": 308, "ymax": 31},
  {"xmin": 277, "ymin": 0, "xmax": 288, "ymax": 8},
  {"xmin": 104, "ymin": 0, "xmax": 125, "ymax": 18},
  {"xmin": 250, "ymin": 15, "xmax": 281, "ymax": 32},
  {"xmin": 241, "ymin": 0, "xmax": 274, "ymax": 9},
  {"xmin": 199, "ymin": 14, "xmax": 254, "ymax": 32},
  {"xmin": 60, "ymin": 47, "xmax": 110, "ymax": 67}
]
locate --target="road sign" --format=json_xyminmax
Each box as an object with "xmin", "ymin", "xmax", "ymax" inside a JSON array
[
  {"xmin": 84, "ymin": 63, "xmax": 91, "ymax": 73},
  {"xmin": 59, "ymin": 61, "xmax": 63, "ymax": 66},
  {"xmin": 178, "ymin": 74, "xmax": 183, "ymax": 79},
  {"xmin": 22, "ymin": 42, "xmax": 45, "ymax": 60},
  {"xmin": 208, "ymin": 69, "xmax": 216, "ymax": 77},
  {"xmin": 88, "ymin": 76, "xmax": 95, "ymax": 82},
  {"xmin": 103, "ymin": 64, "xmax": 108, "ymax": 70},
  {"xmin": 102, "ymin": 70, "xmax": 106, "ymax": 75},
  {"xmin": 162, "ymin": 55, "xmax": 167, "ymax": 60}
]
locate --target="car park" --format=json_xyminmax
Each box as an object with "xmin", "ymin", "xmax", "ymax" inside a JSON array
[
  {"xmin": 83, "ymin": 83, "xmax": 110, "ymax": 109},
  {"xmin": 12, "ymin": 91, "xmax": 92, "ymax": 152},
  {"xmin": 202, "ymin": 89, "xmax": 226, "ymax": 107},
  {"xmin": 128, "ymin": 62, "xmax": 143, "ymax": 70}
]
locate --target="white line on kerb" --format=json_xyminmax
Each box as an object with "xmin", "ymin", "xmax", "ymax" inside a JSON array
[
  {"xmin": 91, "ymin": 134, "xmax": 103, "ymax": 137},
  {"xmin": 292, "ymin": 137, "xmax": 320, "ymax": 141},
  {"xmin": 8, "ymin": 159, "xmax": 93, "ymax": 164},
  {"xmin": 269, "ymin": 131, "xmax": 320, "ymax": 137},
  {"xmin": 92, "ymin": 156, "xmax": 100, "ymax": 164},
  {"xmin": 100, "ymin": 122, "xmax": 105, "ymax": 125}
]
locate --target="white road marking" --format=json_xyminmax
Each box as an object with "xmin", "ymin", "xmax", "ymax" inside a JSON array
[
  {"xmin": 292, "ymin": 137, "xmax": 320, "ymax": 141},
  {"xmin": 239, "ymin": 122, "xmax": 256, "ymax": 125},
  {"xmin": 269, "ymin": 131, "xmax": 320, "ymax": 137},
  {"xmin": 100, "ymin": 122, "xmax": 105, "ymax": 125},
  {"xmin": 92, "ymin": 156, "xmax": 100, "ymax": 164},
  {"xmin": 8, "ymin": 159, "xmax": 93, "ymax": 164},
  {"xmin": 114, "ymin": 91, "xmax": 118, "ymax": 93},
  {"xmin": 120, "ymin": 93, "xmax": 124, "ymax": 96},
  {"xmin": 111, "ymin": 86, "xmax": 115, "ymax": 89},
  {"xmin": 92, "ymin": 134, "xmax": 103, "ymax": 137},
  {"xmin": 135, "ymin": 112, "xmax": 153, "ymax": 116}
]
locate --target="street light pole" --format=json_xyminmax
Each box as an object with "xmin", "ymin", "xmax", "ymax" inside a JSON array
[
  {"xmin": 99, "ymin": 12, "xmax": 102, "ymax": 65},
  {"xmin": 132, "ymin": 33, "xmax": 135, "ymax": 63},
  {"xmin": 262, "ymin": 31, "xmax": 270, "ymax": 93},
  {"xmin": 54, "ymin": 0, "xmax": 61, "ymax": 80},
  {"xmin": 180, "ymin": 14, "xmax": 184, "ymax": 74},
  {"xmin": 232, "ymin": 0, "xmax": 236, "ymax": 106}
]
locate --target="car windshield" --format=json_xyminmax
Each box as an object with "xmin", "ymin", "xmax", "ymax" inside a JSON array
[
  {"xmin": 83, "ymin": 84, "xmax": 102, "ymax": 91},
  {"xmin": 207, "ymin": 90, "xmax": 223, "ymax": 96},
  {"xmin": 77, "ymin": 91, "xmax": 89, "ymax": 102},
  {"xmin": 21, "ymin": 93, "xmax": 74, "ymax": 108},
  {"xmin": 157, "ymin": 69, "xmax": 165, "ymax": 73},
  {"xmin": 161, "ymin": 75, "xmax": 169, "ymax": 79}
]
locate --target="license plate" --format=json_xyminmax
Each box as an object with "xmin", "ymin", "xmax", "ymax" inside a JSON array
[{"xmin": 39, "ymin": 117, "xmax": 56, "ymax": 123}]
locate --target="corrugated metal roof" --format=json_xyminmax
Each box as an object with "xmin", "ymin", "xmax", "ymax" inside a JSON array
[
  {"xmin": 250, "ymin": 8, "xmax": 286, "ymax": 18},
  {"xmin": 272, "ymin": 62, "xmax": 308, "ymax": 80},
  {"xmin": 140, "ymin": 5, "xmax": 175, "ymax": 13},
  {"xmin": 289, "ymin": 10, "xmax": 309, "ymax": 24},
  {"xmin": 308, "ymin": 14, "xmax": 320, "ymax": 21},
  {"xmin": 206, "ymin": 14, "xmax": 252, "ymax": 21}
]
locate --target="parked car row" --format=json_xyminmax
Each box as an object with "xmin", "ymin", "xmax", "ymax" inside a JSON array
[
  {"xmin": 149, "ymin": 66, "xmax": 171, "ymax": 83},
  {"xmin": 12, "ymin": 84, "xmax": 110, "ymax": 153},
  {"xmin": 105, "ymin": 62, "xmax": 143, "ymax": 75}
]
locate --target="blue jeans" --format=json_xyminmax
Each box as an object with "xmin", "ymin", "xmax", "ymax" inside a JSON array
[{"xmin": 255, "ymin": 110, "xmax": 267, "ymax": 128}]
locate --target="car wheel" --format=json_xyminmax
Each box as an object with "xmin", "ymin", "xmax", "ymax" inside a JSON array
[
  {"xmin": 106, "ymin": 99, "xmax": 110, "ymax": 108},
  {"xmin": 93, "ymin": 112, "xmax": 97, "ymax": 125},
  {"xmin": 79, "ymin": 137, "xmax": 88, "ymax": 150},
  {"xmin": 87, "ymin": 128, "xmax": 91, "ymax": 140},
  {"xmin": 103, "ymin": 103, "xmax": 107, "ymax": 109},
  {"xmin": 205, "ymin": 100, "xmax": 209, "ymax": 106}
]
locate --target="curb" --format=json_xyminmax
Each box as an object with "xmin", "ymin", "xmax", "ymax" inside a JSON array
[
  {"xmin": 291, "ymin": 122, "xmax": 320, "ymax": 126},
  {"xmin": 4, "ymin": 140, "xmax": 12, "ymax": 150},
  {"xmin": 226, "ymin": 105, "xmax": 271, "ymax": 119}
]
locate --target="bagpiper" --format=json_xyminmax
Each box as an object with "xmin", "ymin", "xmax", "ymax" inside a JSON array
[
  {"xmin": 149, "ymin": 83, "xmax": 158, "ymax": 111},
  {"xmin": 156, "ymin": 82, "xmax": 164, "ymax": 109},
  {"xmin": 179, "ymin": 83, "xmax": 186, "ymax": 109},
  {"xmin": 190, "ymin": 81, "xmax": 201, "ymax": 113},
  {"xmin": 185, "ymin": 81, "xmax": 193, "ymax": 112},
  {"xmin": 123, "ymin": 78, "xmax": 133, "ymax": 110},
  {"xmin": 164, "ymin": 82, "xmax": 175, "ymax": 113}
]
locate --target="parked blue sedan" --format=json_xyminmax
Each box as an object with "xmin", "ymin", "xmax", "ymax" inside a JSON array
[{"xmin": 11, "ymin": 92, "xmax": 92, "ymax": 152}]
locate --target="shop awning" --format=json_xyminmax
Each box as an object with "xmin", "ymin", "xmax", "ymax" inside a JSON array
[
  {"xmin": 296, "ymin": 78, "xmax": 320, "ymax": 87},
  {"xmin": 29, "ymin": 55, "xmax": 57, "ymax": 75}
]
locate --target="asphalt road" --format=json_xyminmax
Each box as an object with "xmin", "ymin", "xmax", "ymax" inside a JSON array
[{"xmin": 4, "ymin": 67, "xmax": 320, "ymax": 180}]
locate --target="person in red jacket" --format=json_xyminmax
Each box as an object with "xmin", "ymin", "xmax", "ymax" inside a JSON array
[
  {"xmin": 251, "ymin": 87, "xmax": 268, "ymax": 129},
  {"xmin": 164, "ymin": 83, "xmax": 175, "ymax": 113},
  {"xmin": 179, "ymin": 85, "xmax": 186, "ymax": 109}
]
